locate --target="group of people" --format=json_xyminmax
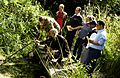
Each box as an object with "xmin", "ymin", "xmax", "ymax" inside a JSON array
[{"xmin": 37, "ymin": 4, "xmax": 107, "ymax": 74}]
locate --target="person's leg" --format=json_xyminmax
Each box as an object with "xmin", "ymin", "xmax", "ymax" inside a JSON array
[
  {"xmin": 84, "ymin": 48, "xmax": 94, "ymax": 74},
  {"xmin": 66, "ymin": 31, "xmax": 76, "ymax": 50},
  {"xmin": 83, "ymin": 37, "xmax": 88, "ymax": 47},
  {"xmin": 76, "ymin": 38, "xmax": 84, "ymax": 60},
  {"xmin": 76, "ymin": 44, "xmax": 83, "ymax": 60},
  {"xmin": 84, "ymin": 48, "xmax": 101, "ymax": 73},
  {"xmin": 87, "ymin": 60, "xmax": 96, "ymax": 74},
  {"xmin": 72, "ymin": 38, "xmax": 81, "ymax": 56},
  {"xmin": 57, "ymin": 56, "xmax": 62, "ymax": 64}
]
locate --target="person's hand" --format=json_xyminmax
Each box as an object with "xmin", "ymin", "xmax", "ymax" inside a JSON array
[
  {"xmin": 67, "ymin": 26, "xmax": 73, "ymax": 31},
  {"xmin": 35, "ymin": 39, "xmax": 40, "ymax": 43},
  {"xmin": 88, "ymin": 39, "xmax": 94, "ymax": 43},
  {"xmin": 51, "ymin": 50, "xmax": 59, "ymax": 53},
  {"xmin": 69, "ymin": 26, "xmax": 74, "ymax": 31},
  {"xmin": 35, "ymin": 39, "xmax": 40, "ymax": 46}
]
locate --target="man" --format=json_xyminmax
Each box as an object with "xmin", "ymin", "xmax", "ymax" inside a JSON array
[
  {"xmin": 84, "ymin": 20, "xmax": 107, "ymax": 73},
  {"xmin": 38, "ymin": 28, "xmax": 70, "ymax": 64},
  {"xmin": 69, "ymin": 20, "xmax": 97, "ymax": 60},
  {"xmin": 39, "ymin": 16, "xmax": 60, "ymax": 33},
  {"xmin": 35, "ymin": 16, "xmax": 61, "ymax": 39},
  {"xmin": 66, "ymin": 7, "xmax": 83, "ymax": 50}
]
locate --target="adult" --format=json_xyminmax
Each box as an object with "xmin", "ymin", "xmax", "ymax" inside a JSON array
[
  {"xmin": 39, "ymin": 28, "xmax": 70, "ymax": 64},
  {"xmin": 85, "ymin": 15, "xmax": 95, "ymax": 23},
  {"xmin": 55, "ymin": 4, "xmax": 67, "ymax": 29},
  {"xmin": 66, "ymin": 7, "xmax": 83, "ymax": 50},
  {"xmin": 70, "ymin": 20, "xmax": 97, "ymax": 60},
  {"xmin": 84, "ymin": 20, "xmax": 107, "ymax": 74},
  {"xmin": 39, "ymin": 16, "xmax": 60, "ymax": 33}
]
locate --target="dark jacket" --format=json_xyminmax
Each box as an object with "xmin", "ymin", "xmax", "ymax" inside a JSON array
[
  {"xmin": 40, "ymin": 35, "xmax": 69, "ymax": 57},
  {"xmin": 68, "ymin": 14, "xmax": 83, "ymax": 27}
]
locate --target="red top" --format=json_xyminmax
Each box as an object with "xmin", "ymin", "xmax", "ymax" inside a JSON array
[{"xmin": 56, "ymin": 12, "xmax": 65, "ymax": 29}]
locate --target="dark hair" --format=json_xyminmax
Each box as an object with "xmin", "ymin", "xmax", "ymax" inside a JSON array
[
  {"xmin": 39, "ymin": 16, "xmax": 43, "ymax": 21},
  {"xmin": 39, "ymin": 16, "xmax": 47, "ymax": 22},
  {"xmin": 89, "ymin": 20, "xmax": 97, "ymax": 25},
  {"xmin": 97, "ymin": 20, "xmax": 105, "ymax": 28},
  {"xmin": 87, "ymin": 16, "xmax": 95, "ymax": 21}
]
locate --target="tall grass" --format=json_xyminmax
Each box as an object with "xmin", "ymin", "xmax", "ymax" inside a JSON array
[
  {"xmin": 0, "ymin": 0, "xmax": 50, "ymax": 77},
  {"xmin": 98, "ymin": 16, "xmax": 120, "ymax": 78},
  {"xmin": 0, "ymin": 0, "xmax": 120, "ymax": 78},
  {"xmin": 86, "ymin": 4, "xmax": 120, "ymax": 78},
  {"xmin": 67, "ymin": 4, "xmax": 120, "ymax": 78}
]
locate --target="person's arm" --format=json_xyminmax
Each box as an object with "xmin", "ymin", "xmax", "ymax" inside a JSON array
[
  {"xmin": 55, "ymin": 11, "xmax": 59, "ymax": 20},
  {"xmin": 68, "ymin": 26, "xmax": 83, "ymax": 31},
  {"xmin": 71, "ymin": 26, "xmax": 83, "ymax": 30},
  {"xmin": 56, "ymin": 11, "xmax": 59, "ymax": 16},
  {"xmin": 61, "ymin": 12, "xmax": 68, "ymax": 30},
  {"xmin": 89, "ymin": 39, "xmax": 100, "ymax": 45},
  {"xmin": 61, "ymin": 36, "xmax": 70, "ymax": 56},
  {"xmin": 53, "ymin": 19, "xmax": 60, "ymax": 32},
  {"xmin": 89, "ymin": 37, "xmax": 106, "ymax": 46},
  {"xmin": 63, "ymin": 12, "xmax": 67, "ymax": 20},
  {"xmin": 66, "ymin": 25, "xmax": 83, "ymax": 31}
]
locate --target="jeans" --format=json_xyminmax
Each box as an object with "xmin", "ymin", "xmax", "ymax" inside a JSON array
[
  {"xmin": 84, "ymin": 47, "xmax": 101, "ymax": 73},
  {"xmin": 72, "ymin": 37, "xmax": 88, "ymax": 60}
]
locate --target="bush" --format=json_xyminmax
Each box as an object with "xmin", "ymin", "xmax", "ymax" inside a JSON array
[{"xmin": 0, "ymin": 0, "xmax": 50, "ymax": 77}]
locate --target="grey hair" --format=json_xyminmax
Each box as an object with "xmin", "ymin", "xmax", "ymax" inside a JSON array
[{"xmin": 49, "ymin": 28, "xmax": 58, "ymax": 36}]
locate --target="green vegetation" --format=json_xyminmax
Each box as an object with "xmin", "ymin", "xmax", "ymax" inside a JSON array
[
  {"xmin": 0, "ymin": 0, "xmax": 50, "ymax": 77},
  {"xmin": 0, "ymin": 0, "xmax": 49, "ymax": 57},
  {"xmin": 0, "ymin": 0, "xmax": 120, "ymax": 78},
  {"xmin": 98, "ymin": 16, "xmax": 120, "ymax": 78}
]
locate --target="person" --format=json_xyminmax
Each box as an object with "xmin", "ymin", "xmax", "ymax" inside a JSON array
[
  {"xmin": 85, "ymin": 15, "xmax": 95, "ymax": 23},
  {"xmin": 66, "ymin": 7, "xmax": 83, "ymax": 50},
  {"xmin": 55, "ymin": 4, "xmax": 67, "ymax": 29},
  {"xmin": 35, "ymin": 16, "xmax": 61, "ymax": 40},
  {"xmin": 84, "ymin": 20, "xmax": 107, "ymax": 74},
  {"xmin": 69, "ymin": 20, "xmax": 97, "ymax": 60},
  {"xmin": 38, "ymin": 28, "xmax": 70, "ymax": 64},
  {"xmin": 39, "ymin": 16, "xmax": 60, "ymax": 33},
  {"xmin": 85, "ymin": 15, "xmax": 97, "ymax": 38}
]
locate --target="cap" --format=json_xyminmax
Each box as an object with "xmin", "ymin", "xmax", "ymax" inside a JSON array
[{"xmin": 91, "ymin": 20, "xmax": 97, "ymax": 25}]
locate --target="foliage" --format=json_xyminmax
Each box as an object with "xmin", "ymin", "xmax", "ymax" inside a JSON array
[
  {"xmin": 68, "ymin": 3, "xmax": 120, "ymax": 78},
  {"xmin": 0, "ymin": 0, "xmax": 120, "ymax": 78},
  {"xmin": 38, "ymin": 0, "xmax": 120, "ymax": 16},
  {"xmin": 85, "ymin": 4, "xmax": 120, "ymax": 77},
  {"xmin": 98, "ymin": 16, "xmax": 120, "ymax": 78},
  {"xmin": 0, "ymin": 0, "xmax": 50, "ymax": 77},
  {"xmin": 0, "ymin": 0, "xmax": 49, "ymax": 58},
  {"xmin": 67, "ymin": 64, "xmax": 88, "ymax": 78}
]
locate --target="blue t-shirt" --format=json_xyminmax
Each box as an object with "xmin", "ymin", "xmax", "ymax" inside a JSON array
[{"xmin": 78, "ymin": 23, "xmax": 92, "ymax": 38}]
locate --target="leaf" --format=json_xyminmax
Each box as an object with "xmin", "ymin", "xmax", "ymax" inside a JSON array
[{"xmin": 4, "ymin": 0, "xmax": 8, "ymax": 5}]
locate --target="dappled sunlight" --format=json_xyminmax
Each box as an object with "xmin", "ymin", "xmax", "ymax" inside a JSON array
[
  {"xmin": 0, "ymin": 0, "xmax": 120, "ymax": 78},
  {"xmin": 0, "ymin": 73, "xmax": 12, "ymax": 78}
]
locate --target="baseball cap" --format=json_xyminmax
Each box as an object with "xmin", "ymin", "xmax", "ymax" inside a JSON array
[{"xmin": 91, "ymin": 20, "xmax": 97, "ymax": 25}]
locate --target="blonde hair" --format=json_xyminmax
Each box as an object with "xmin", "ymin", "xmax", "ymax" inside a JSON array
[
  {"xmin": 76, "ymin": 7, "xmax": 81, "ymax": 11},
  {"xmin": 59, "ymin": 4, "xmax": 64, "ymax": 9}
]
